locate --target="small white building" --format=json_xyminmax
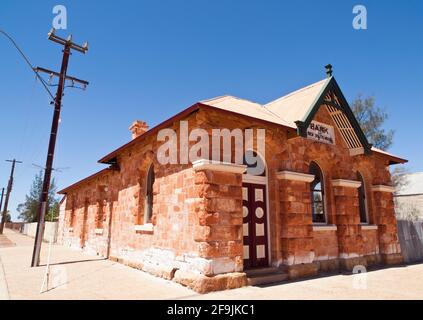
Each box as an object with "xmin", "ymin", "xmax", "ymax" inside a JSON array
[{"xmin": 395, "ymin": 172, "xmax": 423, "ymax": 221}]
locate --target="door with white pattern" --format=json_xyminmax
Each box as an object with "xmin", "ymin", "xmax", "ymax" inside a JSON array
[{"xmin": 242, "ymin": 183, "xmax": 268, "ymax": 269}]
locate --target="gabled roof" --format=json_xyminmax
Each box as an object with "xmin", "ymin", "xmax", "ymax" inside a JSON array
[
  {"xmin": 201, "ymin": 95, "xmax": 294, "ymax": 128},
  {"xmin": 97, "ymin": 76, "xmax": 404, "ymax": 165},
  {"xmin": 266, "ymin": 76, "xmax": 372, "ymax": 152},
  {"xmin": 58, "ymin": 168, "xmax": 111, "ymax": 194},
  {"xmin": 371, "ymin": 147, "xmax": 408, "ymax": 165},
  {"xmin": 264, "ymin": 78, "xmax": 328, "ymax": 127},
  {"xmin": 60, "ymin": 75, "xmax": 408, "ymax": 194}
]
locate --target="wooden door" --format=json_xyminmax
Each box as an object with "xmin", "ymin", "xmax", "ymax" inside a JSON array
[{"xmin": 242, "ymin": 183, "xmax": 269, "ymax": 269}]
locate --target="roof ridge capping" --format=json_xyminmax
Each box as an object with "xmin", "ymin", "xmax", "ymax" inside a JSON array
[{"xmin": 201, "ymin": 94, "xmax": 262, "ymax": 106}]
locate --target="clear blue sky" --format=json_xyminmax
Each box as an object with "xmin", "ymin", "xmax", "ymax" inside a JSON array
[{"xmin": 1, "ymin": 0, "xmax": 422, "ymax": 221}]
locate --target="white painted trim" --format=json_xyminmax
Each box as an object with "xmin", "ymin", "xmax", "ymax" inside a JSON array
[
  {"xmin": 313, "ymin": 225, "xmax": 338, "ymax": 231},
  {"xmin": 361, "ymin": 224, "xmax": 378, "ymax": 230},
  {"xmin": 372, "ymin": 185, "xmax": 395, "ymax": 193},
  {"xmin": 95, "ymin": 228, "xmax": 104, "ymax": 235},
  {"xmin": 192, "ymin": 159, "xmax": 247, "ymax": 174},
  {"xmin": 134, "ymin": 223, "xmax": 154, "ymax": 232},
  {"xmin": 242, "ymin": 174, "xmax": 266, "ymax": 184},
  {"xmin": 332, "ymin": 179, "xmax": 362, "ymax": 188},
  {"xmin": 276, "ymin": 171, "xmax": 315, "ymax": 183},
  {"xmin": 349, "ymin": 147, "xmax": 365, "ymax": 156}
]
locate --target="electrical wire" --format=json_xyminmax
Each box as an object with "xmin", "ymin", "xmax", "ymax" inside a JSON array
[{"xmin": 0, "ymin": 29, "xmax": 55, "ymax": 101}]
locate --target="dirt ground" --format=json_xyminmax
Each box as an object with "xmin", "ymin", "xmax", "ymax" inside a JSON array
[{"xmin": 1, "ymin": 229, "xmax": 422, "ymax": 300}]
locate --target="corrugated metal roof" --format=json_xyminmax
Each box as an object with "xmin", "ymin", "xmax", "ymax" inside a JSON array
[
  {"xmin": 371, "ymin": 147, "xmax": 407, "ymax": 164},
  {"xmin": 60, "ymin": 77, "xmax": 408, "ymax": 193},
  {"xmin": 264, "ymin": 78, "xmax": 329, "ymax": 126},
  {"xmin": 201, "ymin": 95, "xmax": 295, "ymax": 128}
]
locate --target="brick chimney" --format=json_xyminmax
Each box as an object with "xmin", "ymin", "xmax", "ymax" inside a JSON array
[{"xmin": 129, "ymin": 120, "xmax": 149, "ymax": 140}]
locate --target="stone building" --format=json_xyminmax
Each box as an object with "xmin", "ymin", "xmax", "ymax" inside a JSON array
[{"xmin": 58, "ymin": 74, "xmax": 407, "ymax": 293}]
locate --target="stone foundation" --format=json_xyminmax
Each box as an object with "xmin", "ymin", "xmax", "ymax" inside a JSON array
[
  {"xmin": 314, "ymin": 258, "xmax": 340, "ymax": 272},
  {"xmin": 173, "ymin": 270, "xmax": 247, "ymax": 294},
  {"xmin": 339, "ymin": 256, "xmax": 368, "ymax": 271},
  {"xmin": 364, "ymin": 253, "xmax": 382, "ymax": 266},
  {"xmin": 382, "ymin": 253, "xmax": 404, "ymax": 265},
  {"xmin": 287, "ymin": 263, "xmax": 319, "ymax": 279},
  {"xmin": 110, "ymin": 254, "xmax": 248, "ymax": 293}
]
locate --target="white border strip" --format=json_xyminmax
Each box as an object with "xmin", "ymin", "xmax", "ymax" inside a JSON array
[
  {"xmin": 192, "ymin": 159, "xmax": 247, "ymax": 174},
  {"xmin": 276, "ymin": 171, "xmax": 315, "ymax": 183},
  {"xmin": 361, "ymin": 225, "xmax": 378, "ymax": 230},
  {"xmin": 332, "ymin": 179, "xmax": 362, "ymax": 188},
  {"xmin": 134, "ymin": 223, "xmax": 154, "ymax": 232},
  {"xmin": 242, "ymin": 174, "xmax": 266, "ymax": 184},
  {"xmin": 313, "ymin": 225, "xmax": 338, "ymax": 231},
  {"xmin": 372, "ymin": 185, "xmax": 395, "ymax": 193}
]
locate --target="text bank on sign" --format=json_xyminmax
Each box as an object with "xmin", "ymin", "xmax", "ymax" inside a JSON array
[{"xmin": 307, "ymin": 121, "xmax": 335, "ymax": 145}]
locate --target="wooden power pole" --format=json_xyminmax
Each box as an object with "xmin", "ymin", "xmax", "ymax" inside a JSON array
[
  {"xmin": 0, "ymin": 188, "xmax": 4, "ymax": 215},
  {"xmin": 0, "ymin": 159, "xmax": 23, "ymax": 234},
  {"xmin": 31, "ymin": 29, "xmax": 88, "ymax": 267}
]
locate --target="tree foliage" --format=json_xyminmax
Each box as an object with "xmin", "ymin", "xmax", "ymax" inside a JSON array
[
  {"xmin": 1, "ymin": 211, "xmax": 11, "ymax": 223},
  {"xmin": 391, "ymin": 166, "xmax": 410, "ymax": 191},
  {"xmin": 351, "ymin": 94, "xmax": 394, "ymax": 150},
  {"xmin": 17, "ymin": 171, "xmax": 60, "ymax": 223}
]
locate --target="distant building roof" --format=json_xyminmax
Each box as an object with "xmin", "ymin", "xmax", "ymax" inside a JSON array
[{"xmin": 396, "ymin": 172, "xmax": 423, "ymax": 195}]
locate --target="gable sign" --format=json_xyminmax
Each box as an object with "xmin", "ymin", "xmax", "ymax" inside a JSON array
[{"xmin": 307, "ymin": 121, "xmax": 335, "ymax": 145}]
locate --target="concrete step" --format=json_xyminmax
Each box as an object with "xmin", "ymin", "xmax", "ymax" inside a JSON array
[
  {"xmin": 245, "ymin": 267, "xmax": 281, "ymax": 277},
  {"xmin": 247, "ymin": 272, "xmax": 288, "ymax": 286}
]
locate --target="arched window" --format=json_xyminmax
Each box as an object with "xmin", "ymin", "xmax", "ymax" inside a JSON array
[
  {"xmin": 357, "ymin": 172, "xmax": 368, "ymax": 224},
  {"xmin": 144, "ymin": 164, "xmax": 155, "ymax": 224},
  {"xmin": 309, "ymin": 162, "xmax": 326, "ymax": 224}
]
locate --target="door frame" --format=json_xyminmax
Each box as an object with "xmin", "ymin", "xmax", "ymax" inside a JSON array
[{"xmin": 242, "ymin": 172, "xmax": 271, "ymax": 269}]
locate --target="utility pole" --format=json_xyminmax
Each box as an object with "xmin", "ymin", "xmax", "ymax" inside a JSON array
[
  {"xmin": 0, "ymin": 188, "xmax": 5, "ymax": 225},
  {"xmin": 31, "ymin": 29, "xmax": 88, "ymax": 267},
  {"xmin": 0, "ymin": 159, "xmax": 23, "ymax": 234}
]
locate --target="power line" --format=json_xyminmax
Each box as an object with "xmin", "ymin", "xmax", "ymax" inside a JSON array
[
  {"xmin": 0, "ymin": 188, "xmax": 5, "ymax": 218},
  {"xmin": 0, "ymin": 29, "xmax": 55, "ymax": 101}
]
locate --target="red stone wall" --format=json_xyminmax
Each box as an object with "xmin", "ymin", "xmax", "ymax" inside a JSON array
[
  {"xmin": 373, "ymin": 191, "xmax": 403, "ymax": 264},
  {"xmin": 313, "ymin": 229, "xmax": 339, "ymax": 271},
  {"xmin": 59, "ymin": 103, "xmax": 403, "ymax": 292},
  {"xmin": 362, "ymin": 228, "xmax": 380, "ymax": 258}
]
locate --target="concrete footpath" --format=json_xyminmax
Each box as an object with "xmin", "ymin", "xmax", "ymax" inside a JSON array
[{"xmin": 0, "ymin": 229, "xmax": 423, "ymax": 300}]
